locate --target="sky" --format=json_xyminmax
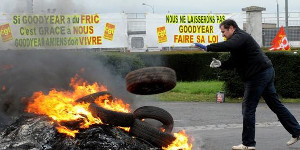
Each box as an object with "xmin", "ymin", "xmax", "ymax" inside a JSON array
[{"xmin": 0, "ymin": 0, "xmax": 299, "ymax": 14}]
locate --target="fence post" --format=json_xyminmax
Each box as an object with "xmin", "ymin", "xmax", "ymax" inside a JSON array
[{"xmin": 242, "ymin": 6, "xmax": 266, "ymax": 47}]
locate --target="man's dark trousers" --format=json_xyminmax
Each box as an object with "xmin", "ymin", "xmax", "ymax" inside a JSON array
[{"xmin": 242, "ymin": 67, "xmax": 300, "ymax": 146}]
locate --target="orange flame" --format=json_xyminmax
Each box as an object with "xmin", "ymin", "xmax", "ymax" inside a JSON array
[
  {"xmin": 56, "ymin": 126, "xmax": 79, "ymax": 137},
  {"xmin": 2, "ymin": 85, "xmax": 5, "ymax": 91},
  {"xmin": 26, "ymin": 74, "xmax": 131, "ymax": 137},
  {"xmin": 163, "ymin": 130, "xmax": 193, "ymax": 150},
  {"xmin": 24, "ymin": 73, "xmax": 192, "ymax": 149},
  {"xmin": 95, "ymin": 97, "xmax": 131, "ymax": 113}
]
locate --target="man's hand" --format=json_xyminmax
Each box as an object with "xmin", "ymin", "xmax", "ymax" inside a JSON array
[
  {"xmin": 210, "ymin": 58, "xmax": 221, "ymax": 68},
  {"xmin": 194, "ymin": 43, "xmax": 207, "ymax": 51}
]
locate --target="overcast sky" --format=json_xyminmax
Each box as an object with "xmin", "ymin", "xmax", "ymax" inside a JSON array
[{"xmin": 0, "ymin": 0, "xmax": 299, "ymax": 14}]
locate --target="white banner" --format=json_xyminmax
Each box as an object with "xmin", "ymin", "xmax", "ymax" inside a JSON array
[
  {"xmin": 145, "ymin": 13, "xmax": 243, "ymax": 48},
  {"xmin": 0, "ymin": 13, "xmax": 128, "ymax": 50}
]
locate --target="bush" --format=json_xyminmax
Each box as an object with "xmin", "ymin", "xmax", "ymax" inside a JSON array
[
  {"xmin": 91, "ymin": 51, "xmax": 299, "ymax": 98},
  {"xmin": 217, "ymin": 53, "xmax": 244, "ymax": 98},
  {"xmin": 266, "ymin": 52, "xmax": 300, "ymax": 98},
  {"xmin": 136, "ymin": 51, "xmax": 299, "ymax": 98},
  {"xmin": 137, "ymin": 51, "xmax": 219, "ymax": 81},
  {"xmin": 93, "ymin": 52, "xmax": 145, "ymax": 78},
  {"xmin": 219, "ymin": 52, "xmax": 300, "ymax": 98}
]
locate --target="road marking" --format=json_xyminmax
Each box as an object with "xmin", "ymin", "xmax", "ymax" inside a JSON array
[{"xmin": 174, "ymin": 121, "xmax": 300, "ymax": 131}]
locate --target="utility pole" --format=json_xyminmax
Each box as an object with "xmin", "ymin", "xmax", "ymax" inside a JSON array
[
  {"xmin": 30, "ymin": 0, "xmax": 34, "ymax": 13},
  {"xmin": 285, "ymin": 0, "xmax": 288, "ymax": 27},
  {"xmin": 276, "ymin": 0, "xmax": 279, "ymax": 28},
  {"xmin": 285, "ymin": 0, "xmax": 288, "ymax": 37}
]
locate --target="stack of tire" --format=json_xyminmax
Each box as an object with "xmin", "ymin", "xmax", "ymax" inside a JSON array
[
  {"xmin": 125, "ymin": 67, "xmax": 177, "ymax": 147},
  {"xmin": 84, "ymin": 67, "xmax": 177, "ymax": 147},
  {"xmin": 88, "ymin": 103, "xmax": 176, "ymax": 147},
  {"xmin": 79, "ymin": 92, "xmax": 176, "ymax": 147}
]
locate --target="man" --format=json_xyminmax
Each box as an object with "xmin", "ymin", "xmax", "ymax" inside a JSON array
[{"xmin": 194, "ymin": 19, "xmax": 300, "ymax": 150}]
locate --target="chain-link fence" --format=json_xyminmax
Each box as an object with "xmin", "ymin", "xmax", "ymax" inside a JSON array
[
  {"xmin": 261, "ymin": 12, "xmax": 300, "ymax": 47},
  {"xmin": 263, "ymin": 27, "xmax": 300, "ymax": 47}
]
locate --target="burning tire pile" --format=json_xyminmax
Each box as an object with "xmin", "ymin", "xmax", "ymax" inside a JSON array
[
  {"xmin": 0, "ymin": 114, "xmax": 156, "ymax": 150},
  {"xmin": 89, "ymin": 104, "xmax": 176, "ymax": 147},
  {"xmin": 0, "ymin": 67, "xmax": 192, "ymax": 149},
  {"xmin": 125, "ymin": 67, "xmax": 178, "ymax": 147},
  {"xmin": 88, "ymin": 67, "xmax": 178, "ymax": 147}
]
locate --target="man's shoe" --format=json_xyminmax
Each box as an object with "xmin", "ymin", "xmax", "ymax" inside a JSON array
[
  {"xmin": 232, "ymin": 144, "xmax": 255, "ymax": 150},
  {"xmin": 287, "ymin": 136, "xmax": 300, "ymax": 146}
]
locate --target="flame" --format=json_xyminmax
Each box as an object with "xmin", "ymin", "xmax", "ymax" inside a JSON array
[
  {"xmin": 163, "ymin": 130, "xmax": 193, "ymax": 150},
  {"xmin": 2, "ymin": 85, "xmax": 5, "ymax": 91},
  {"xmin": 119, "ymin": 127, "xmax": 130, "ymax": 132},
  {"xmin": 93, "ymin": 95, "xmax": 131, "ymax": 132},
  {"xmin": 26, "ymin": 74, "xmax": 131, "ymax": 137},
  {"xmin": 56, "ymin": 126, "xmax": 79, "ymax": 137},
  {"xmin": 24, "ymin": 73, "xmax": 193, "ymax": 148},
  {"xmin": 95, "ymin": 97, "xmax": 131, "ymax": 113}
]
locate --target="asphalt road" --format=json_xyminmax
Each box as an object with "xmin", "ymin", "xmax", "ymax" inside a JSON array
[{"xmin": 134, "ymin": 98, "xmax": 300, "ymax": 150}]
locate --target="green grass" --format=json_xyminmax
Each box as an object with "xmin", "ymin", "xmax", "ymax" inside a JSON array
[
  {"xmin": 158, "ymin": 81, "xmax": 300, "ymax": 103},
  {"xmin": 159, "ymin": 81, "xmax": 224, "ymax": 102},
  {"xmin": 170, "ymin": 81, "xmax": 223, "ymax": 94}
]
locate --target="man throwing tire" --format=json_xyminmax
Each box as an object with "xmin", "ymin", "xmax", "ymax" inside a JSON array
[{"xmin": 194, "ymin": 19, "xmax": 300, "ymax": 150}]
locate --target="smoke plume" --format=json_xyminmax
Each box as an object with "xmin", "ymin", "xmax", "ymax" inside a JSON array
[{"xmin": 0, "ymin": 50, "xmax": 135, "ymax": 129}]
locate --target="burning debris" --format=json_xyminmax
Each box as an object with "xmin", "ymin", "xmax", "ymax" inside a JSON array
[
  {"xmin": 125, "ymin": 67, "xmax": 192, "ymax": 150},
  {"xmin": 25, "ymin": 74, "xmax": 108, "ymax": 137},
  {"xmin": 0, "ymin": 114, "xmax": 156, "ymax": 150},
  {"xmin": 0, "ymin": 69, "xmax": 192, "ymax": 149}
]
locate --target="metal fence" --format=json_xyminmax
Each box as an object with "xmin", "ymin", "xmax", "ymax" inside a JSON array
[
  {"xmin": 261, "ymin": 12, "xmax": 300, "ymax": 47},
  {"xmin": 261, "ymin": 12, "xmax": 300, "ymax": 27},
  {"xmin": 263, "ymin": 26, "xmax": 300, "ymax": 47}
]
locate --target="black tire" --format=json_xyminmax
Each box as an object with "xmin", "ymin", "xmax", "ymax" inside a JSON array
[
  {"xmin": 133, "ymin": 106, "xmax": 174, "ymax": 133},
  {"xmin": 125, "ymin": 67, "xmax": 176, "ymax": 95},
  {"xmin": 75, "ymin": 91, "xmax": 113, "ymax": 103},
  {"xmin": 129, "ymin": 119, "xmax": 176, "ymax": 147},
  {"xmin": 88, "ymin": 103, "xmax": 134, "ymax": 127}
]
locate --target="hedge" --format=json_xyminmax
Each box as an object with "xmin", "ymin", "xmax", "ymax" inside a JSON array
[
  {"xmin": 1, "ymin": 50, "xmax": 297, "ymax": 99},
  {"xmin": 136, "ymin": 51, "xmax": 220, "ymax": 81},
  {"xmin": 92, "ymin": 52, "xmax": 146, "ymax": 78},
  {"xmin": 266, "ymin": 52, "xmax": 300, "ymax": 98},
  {"xmin": 219, "ymin": 52, "xmax": 300, "ymax": 98},
  {"xmin": 93, "ymin": 51, "xmax": 299, "ymax": 98}
]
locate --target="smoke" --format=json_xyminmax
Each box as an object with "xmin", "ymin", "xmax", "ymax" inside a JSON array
[
  {"xmin": 0, "ymin": 50, "xmax": 135, "ymax": 128},
  {"xmin": 0, "ymin": 0, "xmax": 165, "ymax": 130},
  {"xmin": 33, "ymin": 0, "xmax": 86, "ymax": 14}
]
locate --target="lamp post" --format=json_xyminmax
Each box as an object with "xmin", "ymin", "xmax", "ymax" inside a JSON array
[{"xmin": 142, "ymin": 3, "xmax": 154, "ymax": 13}]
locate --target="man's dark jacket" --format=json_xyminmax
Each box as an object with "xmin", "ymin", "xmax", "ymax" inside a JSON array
[{"xmin": 206, "ymin": 28, "xmax": 272, "ymax": 81}]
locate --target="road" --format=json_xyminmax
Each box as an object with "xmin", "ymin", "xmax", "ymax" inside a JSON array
[{"xmin": 134, "ymin": 98, "xmax": 300, "ymax": 150}]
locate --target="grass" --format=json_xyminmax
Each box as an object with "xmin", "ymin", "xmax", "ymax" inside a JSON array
[
  {"xmin": 158, "ymin": 81, "xmax": 224, "ymax": 102},
  {"xmin": 158, "ymin": 81, "xmax": 300, "ymax": 103}
]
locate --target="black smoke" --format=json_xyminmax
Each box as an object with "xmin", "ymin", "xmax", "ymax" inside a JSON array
[{"xmin": 0, "ymin": 50, "xmax": 135, "ymax": 129}]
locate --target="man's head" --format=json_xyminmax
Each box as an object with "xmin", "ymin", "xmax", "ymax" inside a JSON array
[{"xmin": 219, "ymin": 19, "xmax": 239, "ymax": 39}]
